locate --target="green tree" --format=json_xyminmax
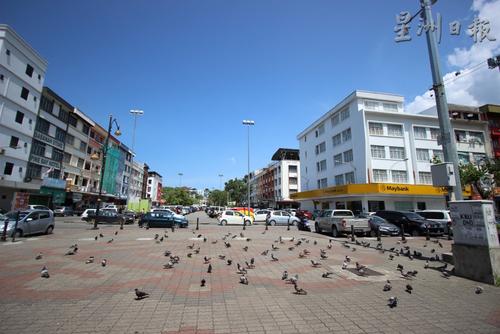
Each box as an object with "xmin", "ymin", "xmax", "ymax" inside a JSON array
[
  {"xmin": 162, "ymin": 187, "xmax": 195, "ymax": 206},
  {"xmin": 207, "ymin": 190, "xmax": 227, "ymax": 206},
  {"xmin": 459, "ymin": 159, "xmax": 499, "ymax": 199},
  {"xmin": 224, "ymin": 178, "xmax": 247, "ymax": 205}
]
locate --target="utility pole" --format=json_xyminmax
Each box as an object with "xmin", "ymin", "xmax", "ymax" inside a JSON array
[{"xmin": 421, "ymin": 0, "xmax": 463, "ymax": 200}]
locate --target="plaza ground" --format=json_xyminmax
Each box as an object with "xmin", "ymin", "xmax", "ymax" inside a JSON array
[{"xmin": 0, "ymin": 211, "xmax": 499, "ymax": 334}]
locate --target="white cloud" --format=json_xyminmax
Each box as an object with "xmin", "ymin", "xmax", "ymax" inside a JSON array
[{"xmin": 406, "ymin": 0, "xmax": 500, "ymax": 114}]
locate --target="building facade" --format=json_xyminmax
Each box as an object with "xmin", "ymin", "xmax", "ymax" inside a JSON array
[
  {"xmin": 129, "ymin": 160, "xmax": 145, "ymax": 202},
  {"xmin": 0, "ymin": 25, "xmax": 48, "ymax": 211},
  {"xmin": 146, "ymin": 171, "xmax": 162, "ymax": 206},
  {"xmin": 294, "ymin": 90, "xmax": 490, "ymax": 213},
  {"xmin": 480, "ymin": 104, "xmax": 500, "ymax": 158}
]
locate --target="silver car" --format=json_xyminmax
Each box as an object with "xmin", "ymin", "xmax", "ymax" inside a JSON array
[
  {"xmin": 266, "ymin": 210, "xmax": 300, "ymax": 226},
  {"xmin": 2, "ymin": 210, "xmax": 55, "ymax": 237}
]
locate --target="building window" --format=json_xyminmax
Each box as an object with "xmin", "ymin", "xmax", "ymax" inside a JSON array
[
  {"xmin": 77, "ymin": 158, "xmax": 85, "ymax": 169},
  {"xmin": 3, "ymin": 162, "xmax": 14, "ymax": 175},
  {"xmin": 25, "ymin": 64, "xmax": 34, "ymax": 77},
  {"xmin": 343, "ymin": 149, "xmax": 353, "ymax": 163},
  {"xmin": 315, "ymin": 123, "xmax": 325, "ymax": 137},
  {"xmin": 365, "ymin": 100, "xmax": 379, "ymax": 109},
  {"xmin": 55, "ymin": 127, "xmax": 66, "ymax": 142},
  {"xmin": 26, "ymin": 164, "xmax": 41, "ymax": 179},
  {"xmin": 373, "ymin": 169, "xmax": 388, "ymax": 182},
  {"xmin": 334, "ymin": 154, "xmax": 343, "ymax": 166},
  {"xmin": 369, "ymin": 122, "xmax": 383, "ymax": 136},
  {"xmin": 59, "ymin": 109, "xmax": 69, "ymax": 123},
  {"xmin": 332, "ymin": 134, "xmax": 341, "ymax": 146},
  {"xmin": 15, "ymin": 111, "xmax": 24, "ymax": 124},
  {"xmin": 389, "ymin": 146, "xmax": 405, "ymax": 159},
  {"xmin": 315, "ymin": 142, "xmax": 326, "ymax": 155},
  {"xmin": 345, "ymin": 172, "xmax": 355, "ymax": 184},
  {"xmin": 65, "ymin": 134, "xmax": 75, "ymax": 146},
  {"xmin": 419, "ymin": 172, "xmax": 432, "ymax": 184},
  {"xmin": 68, "ymin": 114, "xmax": 78, "ymax": 127},
  {"xmin": 35, "ymin": 118, "xmax": 50, "ymax": 134},
  {"xmin": 9, "ymin": 136, "xmax": 19, "ymax": 148},
  {"xmin": 32, "ymin": 140, "xmax": 46, "ymax": 156},
  {"xmin": 341, "ymin": 128, "xmax": 351, "ymax": 142},
  {"xmin": 414, "ymin": 126, "xmax": 427, "ymax": 139},
  {"xmin": 383, "ymin": 103, "xmax": 398, "ymax": 112},
  {"xmin": 430, "ymin": 128, "xmax": 440, "ymax": 140},
  {"xmin": 79, "ymin": 141, "xmax": 87, "ymax": 152},
  {"xmin": 147, "ymin": 186, "xmax": 151, "ymax": 192},
  {"xmin": 331, "ymin": 112, "xmax": 340, "ymax": 126},
  {"xmin": 84, "ymin": 162, "xmax": 91, "ymax": 170},
  {"xmin": 63, "ymin": 153, "xmax": 71, "ymax": 164},
  {"xmin": 455, "ymin": 130, "xmax": 467, "ymax": 142},
  {"xmin": 20, "ymin": 87, "xmax": 29, "ymax": 100},
  {"xmin": 52, "ymin": 149, "xmax": 63, "ymax": 162},
  {"xmin": 316, "ymin": 159, "xmax": 327, "ymax": 172},
  {"xmin": 40, "ymin": 95, "xmax": 54, "ymax": 113},
  {"xmin": 458, "ymin": 152, "xmax": 470, "ymax": 164},
  {"xmin": 335, "ymin": 174, "xmax": 344, "ymax": 185},
  {"xmin": 387, "ymin": 124, "xmax": 403, "ymax": 137},
  {"xmin": 391, "ymin": 170, "xmax": 408, "ymax": 183},
  {"xmin": 317, "ymin": 178, "xmax": 328, "ymax": 189},
  {"xmin": 82, "ymin": 124, "xmax": 90, "ymax": 135},
  {"xmin": 469, "ymin": 132, "xmax": 484, "ymax": 145},
  {"xmin": 340, "ymin": 108, "xmax": 350, "ymax": 121},
  {"xmin": 416, "ymin": 149, "xmax": 430, "ymax": 162},
  {"xmin": 371, "ymin": 145, "xmax": 386, "ymax": 159},
  {"xmin": 288, "ymin": 165, "xmax": 297, "ymax": 173},
  {"xmin": 473, "ymin": 153, "xmax": 487, "ymax": 164},
  {"xmin": 289, "ymin": 177, "xmax": 298, "ymax": 185}
]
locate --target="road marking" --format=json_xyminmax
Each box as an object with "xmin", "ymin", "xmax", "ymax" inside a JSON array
[
  {"xmin": 136, "ymin": 238, "xmax": 154, "ymax": 241},
  {"xmin": 78, "ymin": 238, "xmax": 96, "ymax": 241},
  {"xmin": 24, "ymin": 237, "xmax": 40, "ymax": 241},
  {"xmin": 2, "ymin": 241, "xmax": 23, "ymax": 245},
  {"xmin": 189, "ymin": 237, "xmax": 204, "ymax": 241}
]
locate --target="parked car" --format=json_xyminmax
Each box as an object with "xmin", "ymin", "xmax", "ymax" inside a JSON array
[
  {"xmin": 312, "ymin": 209, "xmax": 324, "ymax": 220},
  {"xmin": 417, "ymin": 210, "xmax": 453, "ymax": 235},
  {"xmin": 218, "ymin": 210, "xmax": 252, "ymax": 225},
  {"xmin": 296, "ymin": 209, "xmax": 313, "ymax": 220},
  {"xmin": 315, "ymin": 209, "xmax": 371, "ymax": 237},
  {"xmin": 284, "ymin": 209, "xmax": 297, "ymax": 216},
  {"xmin": 2, "ymin": 209, "xmax": 55, "ymax": 237},
  {"xmin": 254, "ymin": 209, "xmax": 271, "ymax": 222},
  {"xmin": 82, "ymin": 210, "xmax": 134, "ymax": 224},
  {"xmin": 27, "ymin": 205, "xmax": 53, "ymax": 213},
  {"xmin": 123, "ymin": 211, "xmax": 138, "ymax": 220},
  {"xmin": 140, "ymin": 211, "xmax": 188, "ymax": 228},
  {"xmin": 266, "ymin": 210, "xmax": 301, "ymax": 226},
  {"xmin": 54, "ymin": 206, "xmax": 74, "ymax": 217},
  {"xmin": 368, "ymin": 215, "xmax": 400, "ymax": 236},
  {"xmin": 81, "ymin": 209, "xmax": 96, "ymax": 219},
  {"xmin": 152, "ymin": 208, "xmax": 186, "ymax": 222},
  {"xmin": 297, "ymin": 217, "xmax": 313, "ymax": 231},
  {"xmin": 181, "ymin": 207, "xmax": 191, "ymax": 215},
  {"xmin": 375, "ymin": 210, "xmax": 444, "ymax": 236},
  {"xmin": 357, "ymin": 212, "xmax": 375, "ymax": 218}
]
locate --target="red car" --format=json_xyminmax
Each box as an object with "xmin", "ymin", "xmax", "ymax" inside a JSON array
[{"xmin": 296, "ymin": 210, "xmax": 312, "ymax": 220}]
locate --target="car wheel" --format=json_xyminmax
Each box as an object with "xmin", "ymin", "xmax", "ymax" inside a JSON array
[
  {"xmin": 331, "ymin": 226, "xmax": 339, "ymax": 238},
  {"xmin": 291, "ymin": 220, "xmax": 297, "ymax": 226},
  {"xmin": 14, "ymin": 229, "xmax": 22, "ymax": 238},
  {"xmin": 315, "ymin": 222, "xmax": 320, "ymax": 233},
  {"xmin": 245, "ymin": 220, "xmax": 251, "ymax": 225},
  {"xmin": 270, "ymin": 220, "xmax": 276, "ymax": 226},
  {"xmin": 45, "ymin": 226, "xmax": 54, "ymax": 235},
  {"xmin": 411, "ymin": 229, "xmax": 420, "ymax": 237},
  {"xmin": 220, "ymin": 220, "xmax": 227, "ymax": 226}
]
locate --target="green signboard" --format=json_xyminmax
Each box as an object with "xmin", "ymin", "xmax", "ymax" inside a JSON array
[
  {"xmin": 102, "ymin": 146, "xmax": 120, "ymax": 195},
  {"xmin": 40, "ymin": 187, "xmax": 66, "ymax": 204}
]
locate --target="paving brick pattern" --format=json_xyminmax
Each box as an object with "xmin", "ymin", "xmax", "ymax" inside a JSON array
[{"xmin": 0, "ymin": 212, "xmax": 498, "ymax": 334}]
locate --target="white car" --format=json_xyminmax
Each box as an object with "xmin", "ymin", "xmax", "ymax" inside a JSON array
[
  {"xmin": 254, "ymin": 209, "xmax": 271, "ymax": 222},
  {"xmin": 266, "ymin": 210, "xmax": 301, "ymax": 226},
  {"xmin": 81, "ymin": 209, "xmax": 96, "ymax": 218},
  {"xmin": 417, "ymin": 210, "xmax": 453, "ymax": 234},
  {"xmin": 27, "ymin": 205, "xmax": 53, "ymax": 214},
  {"xmin": 218, "ymin": 210, "xmax": 253, "ymax": 225}
]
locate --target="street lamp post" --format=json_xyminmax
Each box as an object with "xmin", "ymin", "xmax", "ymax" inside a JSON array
[
  {"xmin": 242, "ymin": 120, "xmax": 255, "ymax": 229},
  {"xmin": 218, "ymin": 174, "xmax": 224, "ymax": 190},
  {"xmin": 128, "ymin": 109, "xmax": 143, "ymax": 208},
  {"xmin": 91, "ymin": 115, "xmax": 121, "ymax": 230},
  {"xmin": 178, "ymin": 173, "xmax": 183, "ymax": 187}
]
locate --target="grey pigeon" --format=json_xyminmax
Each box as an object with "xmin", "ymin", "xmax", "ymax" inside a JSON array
[
  {"xmin": 40, "ymin": 266, "xmax": 49, "ymax": 278},
  {"xmin": 201, "ymin": 279, "xmax": 206, "ymax": 287},
  {"xmin": 239, "ymin": 275, "xmax": 249, "ymax": 285},
  {"xmin": 134, "ymin": 288, "xmax": 149, "ymax": 300},
  {"xmin": 101, "ymin": 259, "xmax": 107, "ymax": 267},
  {"xmin": 207, "ymin": 264, "xmax": 212, "ymax": 273},
  {"xmin": 475, "ymin": 286, "xmax": 483, "ymax": 294},
  {"xmin": 321, "ymin": 271, "xmax": 333, "ymax": 278},
  {"xmin": 282, "ymin": 271, "xmax": 288, "ymax": 280},
  {"xmin": 271, "ymin": 254, "xmax": 279, "ymax": 261},
  {"xmin": 383, "ymin": 280, "xmax": 392, "ymax": 291},
  {"xmin": 388, "ymin": 296, "xmax": 397, "ymax": 308},
  {"xmin": 35, "ymin": 252, "xmax": 43, "ymax": 260},
  {"xmin": 293, "ymin": 283, "xmax": 307, "ymax": 295},
  {"xmin": 85, "ymin": 256, "xmax": 95, "ymax": 264},
  {"xmin": 405, "ymin": 284, "xmax": 413, "ymax": 294}
]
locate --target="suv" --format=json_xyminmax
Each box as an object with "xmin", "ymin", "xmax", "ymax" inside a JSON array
[
  {"xmin": 417, "ymin": 210, "xmax": 452, "ymax": 235},
  {"xmin": 375, "ymin": 210, "xmax": 444, "ymax": 236}
]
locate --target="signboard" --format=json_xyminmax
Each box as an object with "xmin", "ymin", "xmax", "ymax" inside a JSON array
[
  {"xmin": 33, "ymin": 130, "xmax": 64, "ymax": 150},
  {"xmin": 29, "ymin": 154, "xmax": 61, "ymax": 169},
  {"xmin": 72, "ymin": 193, "xmax": 83, "ymax": 203},
  {"xmin": 449, "ymin": 200, "xmax": 499, "ymax": 247},
  {"xmin": 11, "ymin": 192, "xmax": 30, "ymax": 211},
  {"xmin": 41, "ymin": 177, "xmax": 66, "ymax": 189},
  {"xmin": 40, "ymin": 187, "xmax": 66, "ymax": 204}
]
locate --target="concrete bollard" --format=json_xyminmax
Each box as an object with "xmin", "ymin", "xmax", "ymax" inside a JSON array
[
  {"xmin": 196, "ymin": 218, "xmax": 199, "ymax": 230},
  {"xmin": 351, "ymin": 225, "xmax": 355, "ymax": 242},
  {"xmin": 11, "ymin": 211, "xmax": 20, "ymax": 242},
  {"xmin": 287, "ymin": 216, "xmax": 290, "ymax": 231},
  {"xmin": 426, "ymin": 226, "xmax": 430, "ymax": 240},
  {"xmin": 1, "ymin": 219, "xmax": 8, "ymax": 241},
  {"xmin": 401, "ymin": 224, "xmax": 406, "ymax": 241},
  {"xmin": 377, "ymin": 227, "xmax": 381, "ymax": 242}
]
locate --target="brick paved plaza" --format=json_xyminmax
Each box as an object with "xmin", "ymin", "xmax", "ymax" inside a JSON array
[{"xmin": 0, "ymin": 212, "xmax": 499, "ymax": 334}]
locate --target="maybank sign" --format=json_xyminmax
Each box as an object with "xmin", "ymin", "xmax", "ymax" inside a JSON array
[{"xmin": 291, "ymin": 183, "xmax": 471, "ymax": 200}]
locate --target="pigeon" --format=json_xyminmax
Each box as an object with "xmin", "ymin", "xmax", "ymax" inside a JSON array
[
  {"xmin": 99, "ymin": 233, "xmax": 104, "ymax": 238},
  {"xmin": 383, "ymin": 280, "xmax": 392, "ymax": 291},
  {"xmin": 311, "ymin": 260, "xmax": 321, "ymax": 267},
  {"xmin": 243, "ymin": 246, "xmax": 248, "ymax": 252},
  {"xmin": 355, "ymin": 262, "xmax": 366, "ymax": 271},
  {"xmin": 224, "ymin": 242, "xmax": 231, "ymax": 248},
  {"xmin": 94, "ymin": 236, "xmax": 98, "ymax": 241},
  {"xmin": 207, "ymin": 264, "xmax": 212, "ymax": 273},
  {"xmin": 245, "ymin": 261, "xmax": 255, "ymax": 269},
  {"xmin": 187, "ymin": 243, "xmax": 194, "ymax": 249},
  {"xmin": 397, "ymin": 264, "xmax": 404, "ymax": 272},
  {"xmin": 321, "ymin": 271, "xmax": 333, "ymax": 278},
  {"xmin": 40, "ymin": 266, "xmax": 50, "ymax": 278},
  {"xmin": 313, "ymin": 240, "xmax": 317, "ymax": 245},
  {"xmin": 327, "ymin": 244, "xmax": 332, "ymax": 249},
  {"xmin": 351, "ymin": 247, "xmax": 357, "ymax": 252},
  {"xmin": 200, "ymin": 279, "xmax": 206, "ymax": 287},
  {"xmin": 424, "ymin": 261, "xmax": 429, "ymax": 269},
  {"xmin": 287, "ymin": 274, "xmax": 299, "ymax": 284},
  {"xmin": 159, "ymin": 237, "xmax": 164, "ymax": 242},
  {"xmin": 293, "ymin": 283, "xmax": 307, "ymax": 295},
  {"xmin": 405, "ymin": 284, "xmax": 413, "ymax": 294},
  {"xmin": 345, "ymin": 255, "xmax": 351, "ymax": 263},
  {"xmin": 282, "ymin": 271, "xmax": 288, "ymax": 280},
  {"xmin": 303, "ymin": 249, "xmax": 311, "ymax": 255},
  {"xmin": 271, "ymin": 254, "xmax": 279, "ymax": 261},
  {"xmin": 154, "ymin": 234, "xmax": 159, "ymax": 240},
  {"xmin": 272, "ymin": 244, "xmax": 279, "ymax": 250},
  {"xmin": 114, "ymin": 231, "xmax": 118, "ymax": 236},
  {"xmin": 320, "ymin": 253, "xmax": 328, "ymax": 260},
  {"xmin": 101, "ymin": 259, "xmax": 107, "ymax": 267},
  {"xmin": 134, "ymin": 288, "xmax": 149, "ymax": 300},
  {"xmin": 441, "ymin": 271, "xmax": 451, "ymax": 279},
  {"xmin": 261, "ymin": 250, "xmax": 269, "ymax": 256},
  {"xmin": 35, "ymin": 252, "xmax": 43, "ymax": 260},
  {"xmin": 388, "ymin": 296, "xmax": 398, "ymax": 308},
  {"xmin": 107, "ymin": 239, "xmax": 113, "ymax": 244},
  {"xmin": 250, "ymin": 258, "xmax": 255, "ymax": 265},
  {"xmin": 226, "ymin": 259, "xmax": 232, "ymax": 266},
  {"xmin": 218, "ymin": 255, "xmax": 226, "ymax": 260},
  {"xmin": 341, "ymin": 261, "xmax": 348, "ymax": 270},
  {"xmin": 236, "ymin": 263, "xmax": 247, "ymax": 274},
  {"xmin": 187, "ymin": 253, "xmax": 193, "ymax": 258},
  {"xmin": 194, "ymin": 248, "xmax": 200, "ymax": 254},
  {"xmin": 212, "ymin": 240, "xmax": 218, "ymax": 244},
  {"xmin": 298, "ymin": 252, "xmax": 306, "ymax": 258},
  {"xmin": 164, "ymin": 261, "xmax": 174, "ymax": 269},
  {"xmin": 85, "ymin": 256, "xmax": 95, "ymax": 264},
  {"xmin": 204, "ymin": 256, "xmax": 211, "ymax": 264},
  {"xmin": 164, "ymin": 250, "xmax": 172, "ymax": 257},
  {"xmin": 475, "ymin": 286, "xmax": 483, "ymax": 294},
  {"xmin": 430, "ymin": 248, "xmax": 436, "ymax": 254},
  {"xmin": 288, "ymin": 246, "xmax": 295, "ymax": 251},
  {"xmin": 388, "ymin": 254, "xmax": 394, "ymax": 261},
  {"xmin": 239, "ymin": 275, "xmax": 249, "ymax": 285},
  {"xmin": 65, "ymin": 248, "xmax": 77, "ymax": 256},
  {"xmin": 438, "ymin": 241, "xmax": 443, "ymax": 248}
]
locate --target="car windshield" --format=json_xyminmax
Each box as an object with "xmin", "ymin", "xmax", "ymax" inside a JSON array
[
  {"xmin": 5, "ymin": 211, "xmax": 30, "ymax": 220},
  {"xmin": 404, "ymin": 212, "xmax": 425, "ymax": 219}
]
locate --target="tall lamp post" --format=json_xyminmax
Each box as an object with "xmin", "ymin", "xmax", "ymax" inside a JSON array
[
  {"xmin": 218, "ymin": 174, "xmax": 224, "ymax": 190},
  {"xmin": 91, "ymin": 115, "xmax": 121, "ymax": 229},
  {"xmin": 242, "ymin": 120, "xmax": 255, "ymax": 227},
  {"xmin": 128, "ymin": 109, "xmax": 143, "ymax": 208},
  {"xmin": 178, "ymin": 173, "xmax": 183, "ymax": 187}
]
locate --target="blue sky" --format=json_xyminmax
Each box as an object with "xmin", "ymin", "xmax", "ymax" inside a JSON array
[{"xmin": 1, "ymin": 0, "xmax": 497, "ymax": 189}]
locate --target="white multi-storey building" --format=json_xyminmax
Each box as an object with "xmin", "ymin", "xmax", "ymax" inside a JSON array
[
  {"xmin": 0, "ymin": 25, "xmax": 48, "ymax": 211},
  {"xmin": 294, "ymin": 90, "xmax": 491, "ymax": 213},
  {"xmin": 146, "ymin": 171, "xmax": 162, "ymax": 206},
  {"xmin": 129, "ymin": 160, "xmax": 145, "ymax": 203}
]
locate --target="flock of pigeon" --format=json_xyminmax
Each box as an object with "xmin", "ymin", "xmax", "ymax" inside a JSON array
[{"xmin": 34, "ymin": 226, "xmax": 484, "ymax": 307}]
